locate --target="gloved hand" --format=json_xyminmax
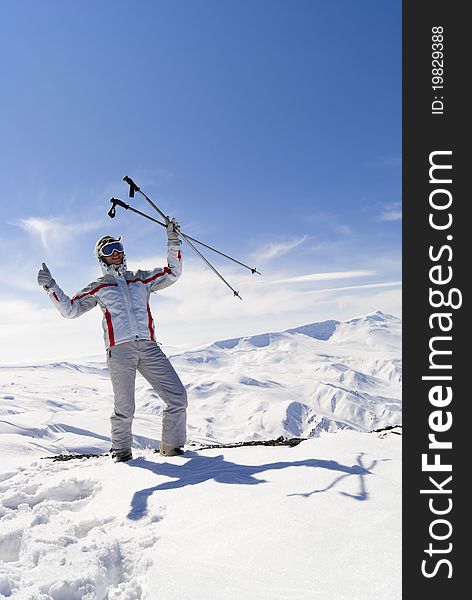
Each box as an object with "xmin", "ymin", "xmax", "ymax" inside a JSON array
[
  {"xmin": 37, "ymin": 263, "xmax": 55, "ymax": 290},
  {"xmin": 166, "ymin": 217, "xmax": 181, "ymax": 244}
]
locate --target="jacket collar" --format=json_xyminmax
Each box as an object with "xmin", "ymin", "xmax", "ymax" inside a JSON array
[{"xmin": 99, "ymin": 257, "xmax": 127, "ymax": 278}]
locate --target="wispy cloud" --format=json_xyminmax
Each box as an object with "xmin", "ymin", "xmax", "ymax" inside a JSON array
[
  {"xmin": 299, "ymin": 281, "xmax": 401, "ymax": 294},
  {"xmin": 18, "ymin": 217, "xmax": 103, "ymax": 250},
  {"xmin": 250, "ymin": 235, "xmax": 309, "ymax": 262},
  {"xmin": 379, "ymin": 210, "xmax": 402, "ymax": 221},
  {"xmin": 275, "ymin": 270, "xmax": 375, "ymax": 284},
  {"xmin": 330, "ymin": 288, "xmax": 402, "ymax": 320},
  {"xmin": 377, "ymin": 202, "xmax": 402, "ymax": 221}
]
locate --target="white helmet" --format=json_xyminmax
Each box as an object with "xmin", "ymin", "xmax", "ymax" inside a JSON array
[
  {"xmin": 95, "ymin": 235, "xmax": 123, "ymax": 260},
  {"xmin": 94, "ymin": 235, "xmax": 127, "ymax": 275}
]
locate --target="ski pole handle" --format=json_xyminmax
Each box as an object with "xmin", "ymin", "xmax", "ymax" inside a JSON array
[{"xmin": 123, "ymin": 175, "xmax": 140, "ymax": 198}]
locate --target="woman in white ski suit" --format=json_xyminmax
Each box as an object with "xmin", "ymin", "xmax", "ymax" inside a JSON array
[{"xmin": 37, "ymin": 222, "xmax": 187, "ymax": 461}]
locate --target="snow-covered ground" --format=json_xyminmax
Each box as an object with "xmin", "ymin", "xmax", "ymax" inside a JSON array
[{"xmin": 0, "ymin": 312, "xmax": 401, "ymax": 599}]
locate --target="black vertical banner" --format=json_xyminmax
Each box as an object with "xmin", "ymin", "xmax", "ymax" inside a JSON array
[{"xmin": 403, "ymin": 1, "xmax": 467, "ymax": 596}]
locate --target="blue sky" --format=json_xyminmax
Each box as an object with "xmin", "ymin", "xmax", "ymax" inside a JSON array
[{"xmin": 0, "ymin": 0, "xmax": 401, "ymax": 362}]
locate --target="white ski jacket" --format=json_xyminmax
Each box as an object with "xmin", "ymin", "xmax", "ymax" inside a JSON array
[{"xmin": 47, "ymin": 243, "xmax": 182, "ymax": 349}]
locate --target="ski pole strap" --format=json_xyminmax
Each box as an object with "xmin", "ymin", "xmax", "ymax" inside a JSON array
[
  {"xmin": 123, "ymin": 175, "xmax": 140, "ymax": 198},
  {"xmin": 108, "ymin": 198, "xmax": 130, "ymax": 218}
]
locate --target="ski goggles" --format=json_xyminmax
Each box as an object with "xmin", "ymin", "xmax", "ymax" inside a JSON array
[{"xmin": 99, "ymin": 241, "xmax": 124, "ymax": 257}]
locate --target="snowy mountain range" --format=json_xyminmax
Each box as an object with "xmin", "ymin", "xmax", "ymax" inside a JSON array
[
  {"xmin": 176, "ymin": 310, "xmax": 402, "ymax": 444},
  {"xmin": 0, "ymin": 311, "xmax": 402, "ymax": 599}
]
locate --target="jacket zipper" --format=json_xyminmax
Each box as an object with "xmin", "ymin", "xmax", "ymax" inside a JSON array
[{"xmin": 116, "ymin": 275, "xmax": 140, "ymax": 338}]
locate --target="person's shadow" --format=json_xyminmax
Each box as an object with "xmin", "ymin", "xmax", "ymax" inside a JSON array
[{"xmin": 126, "ymin": 451, "xmax": 378, "ymax": 520}]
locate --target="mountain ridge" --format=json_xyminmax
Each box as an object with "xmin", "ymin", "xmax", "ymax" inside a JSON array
[{"xmin": 208, "ymin": 310, "xmax": 400, "ymax": 350}]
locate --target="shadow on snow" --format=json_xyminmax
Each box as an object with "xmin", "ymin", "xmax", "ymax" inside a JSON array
[
  {"xmin": 125, "ymin": 451, "xmax": 378, "ymax": 520},
  {"xmin": 287, "ymin": 452, "xmax": 388, "ymax": 501}
]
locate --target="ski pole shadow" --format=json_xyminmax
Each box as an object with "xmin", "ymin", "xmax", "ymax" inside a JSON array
[
  {"xmin": 125, "ymin": 451, "xmax": 376, "ymax": 521},
  {"xmin": 288, "ymin": 453, "xmax": 389, "ymax": 501}
]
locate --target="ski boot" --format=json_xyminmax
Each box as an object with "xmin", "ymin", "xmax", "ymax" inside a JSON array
[
  {"xmin": 110, "ymin": 448, "xmax": 133, "ymax": 463},
  {"xmin": 160, "ymin": 443, "xmax": 184, "ymax": 457}
]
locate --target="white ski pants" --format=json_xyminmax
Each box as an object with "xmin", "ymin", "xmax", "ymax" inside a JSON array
[{"xmin": 106, "ymin": 339, "xmax": 188, "ymax": 449}]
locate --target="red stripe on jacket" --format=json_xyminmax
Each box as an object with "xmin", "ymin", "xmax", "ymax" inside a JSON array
[
  {"xmin": 126, "ymin": 267, "xmax": 171, "ymax": 285},
  {"xmin": 71, "ymin": 283, "xmax": 118, "ymax": 304},
  {"xmin": 104, "ymin": 308, "xmax": 115, "ymax": 347},
  {"xmin": 146, "ymin": 304, "xmax": 155, "ymax": 341}
]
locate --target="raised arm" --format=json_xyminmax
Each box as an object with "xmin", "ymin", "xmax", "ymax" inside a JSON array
[
  {"xmin": 135, "ymin": 219, "xmax": 183, "ymax": 293},
  {"xmin": 37, "ymin": 263, "xmax": 97, "ymax": 318}
]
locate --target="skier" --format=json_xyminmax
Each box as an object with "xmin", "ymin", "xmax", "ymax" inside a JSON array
[{"xmin": 37, "ymin": 220, "xmax": 188, "ymax": 462}]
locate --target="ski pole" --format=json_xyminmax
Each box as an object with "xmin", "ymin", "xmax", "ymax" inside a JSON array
[
  {"xmin": 176, "ymin": 235, "xmax": 260, "ymax": 275},
  {"xmin": 108, "ymin": 197, "xmax": 243, "ymax": 300},
  {"xmin": 109, "ymin": 197, "xmax": 261, "ymax": 274},
  {"xmin": 180, "ymin": 232, "xmax": 242, "ymax": 300},
  {"xmin": 122, "ymin": 176, "xmax": 261, "ymax": 275}
]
